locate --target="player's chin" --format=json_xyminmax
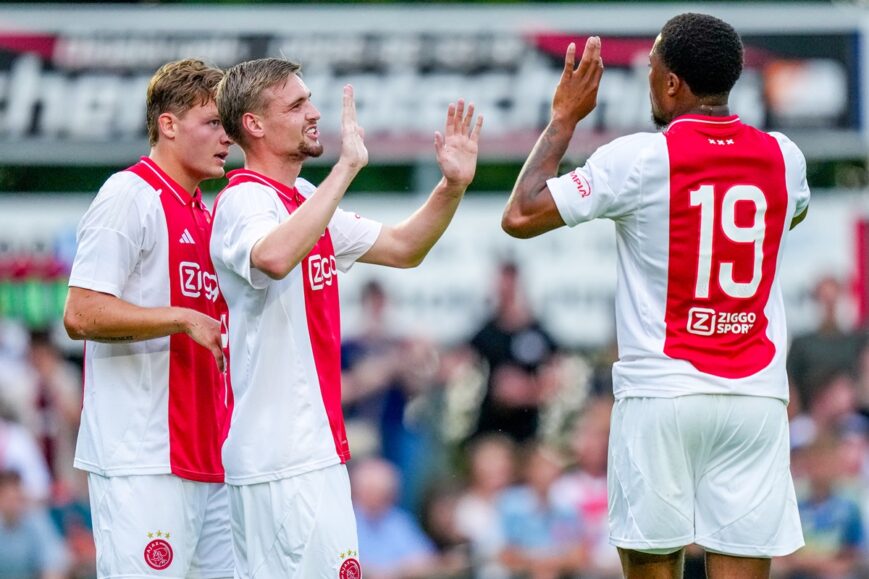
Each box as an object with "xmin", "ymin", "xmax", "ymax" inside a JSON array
[
  {"xmin": 301, "ymin": 142, "xmax": 324, "ymax": 158},
  {"xmin": 203, "ymin": 162, "xmax": 227, "ymax": 179}
]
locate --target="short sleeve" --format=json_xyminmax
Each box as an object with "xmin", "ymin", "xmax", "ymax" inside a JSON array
[
  {"xmin": 328, "ymin": 207, "xmax": 382, "ymax": 272},
  {"xmin": 68, "ymin": 172, "xmax": 151, "ymax": 297},
  {"xmin": 770, "ymin": 132, "xmax": 811, "ymax": 222},
  {"xmin": 547, "ymin": 132, "xmax": 659, "ymax": 226},
  {"xmin": 211, "ymin": 183, "xmax": 282, "ymax": 290}
]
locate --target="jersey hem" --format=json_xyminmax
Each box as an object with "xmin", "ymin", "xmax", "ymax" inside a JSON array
[
  {"xmin": 223, "ymin": 455, "xmax": 341, "ymax": 486},
  {"xmin": 170, "ymin": 465, "xmax": 225, "ymax": 483},
  {"xmin": 613, "ymin": 385, "xmax": 788, "ymax": 404},
  {"xmin": 75, "ymin": 460, "xmax": 222, "ymax": 482}
]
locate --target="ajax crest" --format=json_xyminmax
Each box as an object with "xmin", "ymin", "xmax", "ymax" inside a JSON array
[{"xmin": 144, "ymin": 531, "xmax": 174, "ymax": 570}]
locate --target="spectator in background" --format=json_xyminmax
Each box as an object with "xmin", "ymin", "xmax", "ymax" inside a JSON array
[
  {"xmin": 552, "ymin": 397, "xmax": 619, "ymax": 578},
  {"xmin": 779, "ymin": 433, "xmax": 865, "ymax": 579},
  {"xmin": 497, "ymin": 442, "xmax": 585, "ymax": 579},
  {"xmin": 0, "ymin": 469, "xmax": 69, "ymax": 579},
  {"xmin": 342, "ymin": 281, "xmax": 446, "ymax": 509},
  {"xmin": 352, "ymin": 457, "xmax": 439, "ymax": 578},
  {"xmin": 0, "ymin": 403, "xmax": 51, "ymax": 505},
  {"xmin": 790, "ymin": 368, "xmax": 860, "ymax": 448},
  {"xmin": 454, "ymin": 434, "xmax": 517, "ymax": 579},
  {"xmin": 788, "ymin": 276, "xmax": 863, "ymax": 414},
  {"xmin": 25, "ymin": 331, "xmax": 81, "ymax": 495},
  {"xmin": 467, "ymin": 262, "xmax": 559, "ymax": 443}
]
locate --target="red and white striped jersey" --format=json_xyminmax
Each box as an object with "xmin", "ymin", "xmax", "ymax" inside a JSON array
[
  {"xmin": 548, "ymin": 115, "xmax": 810, "ymax": 402},
  {"xmin": 70, "ymin": 157, "xmax": 232, "ymax": 482},
  {"xmin": 210, "ymin": 170, "xmax": 381, "ymax": 485}
]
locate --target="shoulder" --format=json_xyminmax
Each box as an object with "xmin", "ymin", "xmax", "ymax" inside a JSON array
[
  {"xmin": 767, "ymin": 131, "xmax": 806, "ymax": 161},
  {"xmin": 216, "ymin": 180, "xmax": 280, "ymax": 213},
  {"xmin": 591, "ymin": 132, "xmax": 663, "ymax": 163},
  {"xmin": 95, "ymin": 170, "xmax": 159, "ymax": 207},
  {"xmin": 296, "ymin": 177, "xmax": 317, "ymax": 197},
  {"xmin": 82, "ymin": 171, "xmax": 161, "ymax": 228}
]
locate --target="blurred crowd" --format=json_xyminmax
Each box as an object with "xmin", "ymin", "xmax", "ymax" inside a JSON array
[{"xmin": 1, "ymin": 263, "xmax": 869, "ymax": 579}]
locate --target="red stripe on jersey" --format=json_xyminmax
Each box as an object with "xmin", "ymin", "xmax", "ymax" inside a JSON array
[
  {"xmin": 225, "ymin": 170, "xmax": 350, "ymax": 462},
  {"xmin": 663, "ymin": 116, "xmax": 788, "ymax": 379},
  {"xmin": 128, "ymin": 158, "xmax": 232, "ymax": 482}
]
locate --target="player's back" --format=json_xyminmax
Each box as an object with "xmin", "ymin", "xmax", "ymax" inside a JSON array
[
  {"xmin": 621, "ymin": 115, "xmax": 809, "ymax": 399},
  {"xmin": 548, "ymin": 114, "xmax": 810, "ymax": 401}
]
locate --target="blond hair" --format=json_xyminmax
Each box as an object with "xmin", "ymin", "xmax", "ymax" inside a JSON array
[
  {"xmin": 217, "ymin": 58, "xmax": 302, "ymax": 147},
  {"xmin": 146, "ymin": 59, "xmax": 223, "ymax": 146}
]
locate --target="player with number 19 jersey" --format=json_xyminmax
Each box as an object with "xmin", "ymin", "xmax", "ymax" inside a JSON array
[{"xmin": 547, "ymin": 114, "xmax": 809, "ymax": 401}]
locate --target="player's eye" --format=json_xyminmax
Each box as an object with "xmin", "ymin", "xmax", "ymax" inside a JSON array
[{"xmin": 209, "ymin": 119, "xmax": 221, "ymax": 127}]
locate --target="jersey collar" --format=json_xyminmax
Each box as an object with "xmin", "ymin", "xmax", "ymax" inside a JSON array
[
  {"xmin": 665, "ymin": 114, "xmax": 741, "ymax": 133},
  {"xmin": 227, "ymin": 169, "xmax": 305, "ymax": 205},
  {"xmin": 137, "ymin": 156, "xmax": 203, "ymax": 207}
]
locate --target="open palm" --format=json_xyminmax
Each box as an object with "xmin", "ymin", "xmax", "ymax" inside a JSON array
[{"xmin": 435, "ymin": 99, "xmax": 483, "ymax": 188}]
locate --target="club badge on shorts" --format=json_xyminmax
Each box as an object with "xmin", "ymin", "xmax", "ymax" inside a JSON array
[
  {"xmin": 144, "ymin": 530, "xmax": 174, "ymax": 570},
  {"xmin": 338, "ymin": 549, "xmax": 361, "ymax": 579}
]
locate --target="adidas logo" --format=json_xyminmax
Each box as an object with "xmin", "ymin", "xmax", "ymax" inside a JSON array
[{"xmin": 179, "ymin": 229, "xmax": 196, "ymax": 245}]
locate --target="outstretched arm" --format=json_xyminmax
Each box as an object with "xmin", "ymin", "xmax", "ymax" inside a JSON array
[
  {"xmin": 251, "ymin": 85, "xmax": 368, "ymax": 279},
  {"xmin": 359, "ymin": 100, "xmax": 483, "ymax": 268},
  {"xmin": 502, "ymin": 37, "xmax": 603, "ymax": 238},
  {"xmin": 64, "ymin": 287, "xmax": 225, "ymax": 371}
]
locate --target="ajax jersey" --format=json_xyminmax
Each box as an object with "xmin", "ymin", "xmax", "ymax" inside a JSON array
[
  {"xmin": 547, "ymin": 115, "xmax": 810, "ymax": 401},
  {"xmin": 210, "ymin": 170, "xmax": 381, "ymax": 485},
  {"xmin": 70, "ymin": 157, "xmax": 232, "ymax": 482}
]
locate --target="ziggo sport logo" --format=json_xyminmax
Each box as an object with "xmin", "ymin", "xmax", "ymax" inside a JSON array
[
  {"xmin": 308, "ymin": 254, "xmax": 337, "ymax": 290},
  {"xmin": 687, "ymin": 307, "xmax": 757, "ymax": 336}
]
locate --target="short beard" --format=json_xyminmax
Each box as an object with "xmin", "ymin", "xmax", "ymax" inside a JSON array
[
  {"xmin": 652, "ymin": 111, "xmax": 669, "ymax": 130},
  {"xmin": 299, "ymin": 140, "xmax": 324, "ymax": 158}
]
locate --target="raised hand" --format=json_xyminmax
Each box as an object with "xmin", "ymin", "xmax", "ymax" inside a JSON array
[
  {"xmin": 339, "ymin": 84, "xmax": 368, "ymax": 171},
  {"xmin": 552, "ymin": 37, "xmax": 604, "ymax": 126},
  {"xmin": 435, "ymin": 99, "xmax": 483, "ymax": 189}
]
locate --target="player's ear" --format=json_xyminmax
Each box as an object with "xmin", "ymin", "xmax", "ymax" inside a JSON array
[
  {"xmin": 157, "ymin": 112, "xmax": 178, "ymax": 141},
  {"xmin": 666, "ymin": 72, "xmax": 680, "ymax": 98},
  {"xmin": 241, "ymin": 112, "xmax": 264, "ymax": 140}
]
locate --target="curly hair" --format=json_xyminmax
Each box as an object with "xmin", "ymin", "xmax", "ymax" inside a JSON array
[{"xmin": 657, "ymin": 13, "xmax": 744, "ymax": 98}]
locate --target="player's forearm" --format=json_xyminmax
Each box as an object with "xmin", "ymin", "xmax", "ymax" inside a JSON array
[
  {"xmin": 502, "ymin": 117, "xmax": 574, "ymax": 236},
  {"xmin": 252, "ymin": 161, "xmax": 360, "ymax": 279},
  {"xmin": 362, "ymin": 177, "xmax": 464, "ymax": 268},
  {"xmin": 63, "ymin": 287, "xmax": 198, "ymax": 343}
]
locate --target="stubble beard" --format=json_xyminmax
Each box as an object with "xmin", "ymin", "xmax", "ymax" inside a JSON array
[
  {"xmin": 652, "ymin": 112, "xmax": 669, "ymax": 130},
  {"xmin": 291, "ymin": 141, "xmax": 323, "ymax": 161}
]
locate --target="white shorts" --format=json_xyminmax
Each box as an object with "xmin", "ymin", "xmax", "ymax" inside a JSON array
[
  {"xmin": 607, "ymin": 395, "xmax": 804, "ymax": 558},
  {"xmin": 88, "ymin": 473, "xmax": 234, "ymax": 578},
  {"xmin": 228, "ymin": 464, "xmax": 359, "ymax": 579}
]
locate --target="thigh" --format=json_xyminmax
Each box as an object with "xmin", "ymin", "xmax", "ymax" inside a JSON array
[
  {"xmin": 88, "ymin": 473, "xmax": 201, "ymax": 578},
  {"xmin": 229, "ymin": 465, "xmax": 356, "ymax": 579},
  {"xmin": 694, "ymin": 396, "xmax": 803, "ymax": 557},
  {"xmin": 297, "ymin": 465, "xmax": 359, "ymax": 579},
  {"xmin": 608, "ymin": 398, "xmax": 695, "ymax": 551},
  {"xmin": 189, "ymin": 483, "xmax": 234, "ymax": 579}
]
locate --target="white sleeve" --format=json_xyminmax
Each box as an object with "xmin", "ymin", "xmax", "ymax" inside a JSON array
[
  {"xmin": 212, "ymin": 183, "xmax": 282, "ymax": 290},
  {"xmin": 290, "ymin": 177, "xmax": 382, "ymax": 272},
  {"xmin": 328, "ymin": 207, "xmax": 382, "ymax": 272},
  {"xmin": 770, "ymin": 132, "xmax": 811, "ymax": 221},
  {"xmin": 546, "ymin": 132, "xmax": 658, "ymax": 226},
  {"xmin": 68, "ymin": 173, "xmax": 151, "ymax": 297}
]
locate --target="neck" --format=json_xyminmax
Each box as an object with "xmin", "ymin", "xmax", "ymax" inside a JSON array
[
  {"xmin": 148, "ymin": 146, "xmax": 198, "ymax": 196},
  {"xmin": 244, "ymin": 149, "xmax": 303, "ymax": 189},
  {"xmin": 683, "ymin": 100, "xmax": 731, "ymax": 118}
]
